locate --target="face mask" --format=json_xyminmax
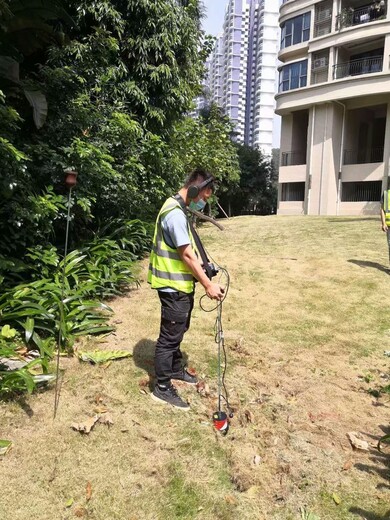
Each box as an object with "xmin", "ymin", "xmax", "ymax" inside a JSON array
[{"xmin": 189, "ymin": 199, "xmax": 206, "ymax": 212}]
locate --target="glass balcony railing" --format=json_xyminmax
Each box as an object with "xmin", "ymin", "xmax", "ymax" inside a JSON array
[
  {"xmin": 281, "ymin": 150, "xmax": 306, "ymax": 166},
  {"xmin": 333, "ymin": 55, "xmax": 383, "ymax": 79}
]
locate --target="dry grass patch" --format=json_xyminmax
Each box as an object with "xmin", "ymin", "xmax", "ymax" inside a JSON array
[{"xmin": 1, "ymin": 215, "xmax": 389, "ymax": 520}]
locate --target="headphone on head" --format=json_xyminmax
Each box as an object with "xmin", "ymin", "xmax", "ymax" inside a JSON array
[{"xmin": 187, "ymin": 177, "xmax": 214, "ymax": 199}]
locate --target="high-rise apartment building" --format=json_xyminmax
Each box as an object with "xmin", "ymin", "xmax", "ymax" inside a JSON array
[
  {"xmin": 205, "ymin": 0, "xmax": 279, "ymax": 156},
  {"xmin": 276, "ymin": 0, "xmax": 390, "ymax": 216}
]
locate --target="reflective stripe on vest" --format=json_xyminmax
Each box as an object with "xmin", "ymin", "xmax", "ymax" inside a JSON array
[
  {"xmin": 384, "ymin": 191, "xmax": 390, "ymax": 226},
  {"xmin": 147, "ymin": 197, "xmax": 197, "ymax": 293}
]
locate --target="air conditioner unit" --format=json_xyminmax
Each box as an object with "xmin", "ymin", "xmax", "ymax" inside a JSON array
[{"xmin": 313, "ymin": 57, "xmax": 327, "ymax": 69}]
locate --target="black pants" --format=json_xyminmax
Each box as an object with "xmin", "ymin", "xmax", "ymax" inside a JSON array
[{"xmin": 155, "ymin": 290, "xmax": 194, "ymax": 386}]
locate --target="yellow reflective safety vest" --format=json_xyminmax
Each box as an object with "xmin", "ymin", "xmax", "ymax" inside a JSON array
[
  {"xmin": 384, "ymin": 191, "xmax": 390, "ymax": 226},
  {"xmin": 147, "ymin": 197, "xmax": 198, "ymax": 293}
]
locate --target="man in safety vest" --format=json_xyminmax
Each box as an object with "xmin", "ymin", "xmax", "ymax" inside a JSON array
[
  {"xmin": 148, "ymin": 169, "xmax": 225, "ymax": 410},
  {"xmin": 380, "ymin": 188, "xmax": 390, "ymax": 264}
]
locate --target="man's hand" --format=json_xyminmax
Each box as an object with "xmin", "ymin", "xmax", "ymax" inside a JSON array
[
  {"xmin": 382, "ymin": 223, "xmax": 388, "ymax": 232},
  {"xmin": 206, "ymin": 282, "xmax": 225, "ymax": 301}
]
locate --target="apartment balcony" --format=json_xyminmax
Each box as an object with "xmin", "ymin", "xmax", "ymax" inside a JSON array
[
  {"xmin": 281, "ymin": 150, "xmax": 306, "ymax": 166},
  {"xmin": 344, "ymin": 146, "xmax": 384, "ymax": 164},
  {"xmin": 333, "ymin": 55, "xmax": 383, "ymax": 79},
  {"xmin": 336, "ymin": 2, "xmax": 387, "ymax": 30}
]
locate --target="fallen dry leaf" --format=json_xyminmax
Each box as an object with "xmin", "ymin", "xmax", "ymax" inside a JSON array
[
  {"xmin": 342, "ymin": 459, "xmax": 353, "ymax": 471},
  {"xmin": 196, "ymin": 381, "xmax": 210, "ymax": 397},
  {"xmin": 347, "ymin": 432, "xmax": 369, "ymax": 451},
  {"xmin": 332, "ymin": 492, "xmax": 341, "ymax": 505},
  {"xmin": 253, "ymin": 455, "xmax": 262, "ymax": 465},
  {"xmin": 94, "ymin": 406, "xmax": 109, "ymax": 414},
  {"xmin": 71, "ymin": 415, "xmax": 99, "ymax": 434},
  {"xmin": 98, "ymin": 413, "xmax": 114, "ymax": 426},
  {"xmin": 74, "ymin": 505, "xmax": 87, "ymax": 517},
  {"xmin": 224, "ymin": 494, "xmax": 238, "ymax": 505},
  {"xmin": 138, "ymin": 377, "xmax": 149, "ymax": 388},
  {"xmin": 244, "ymin": 410, "xmax": 254, "ymax": 423},
  {"xmin": 187, "ymin": 366, "xmax": 197, "ymax": 376},
  {"xmin": 245, "ymin": 486, "xmax": 260, "ymax": 498},
  {"xmin": 86, "ymin": 482, "xmax": 92, "ymax": 501}
]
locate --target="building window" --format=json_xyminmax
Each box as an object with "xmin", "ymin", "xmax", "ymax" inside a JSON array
[
  {"xmin": 311, "ymin": 50, "xmax": 329, "ymax": 84},
  {"xmin": 281, "ymin": 13, "xmax": 311, "ymax": 49},
  {"xmin": 279, "ymin": 60, "xmax": 308, "ymax": 92},
  {"xmin": 281, "ymin": 182, "xmax": 305, "ymax": 201},
  {"xmin": 231, "ymin": 107, "xmax": 239, "ymax": 119},
  {"xmin": 341, "ymin": 181, "xmax": 381, "ymax": 202}
]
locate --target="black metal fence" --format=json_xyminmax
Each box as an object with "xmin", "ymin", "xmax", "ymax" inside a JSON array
[
  {"xmin": 333, "ymin": 56, "xmax": 383, "ymax": 79},
  {"xmin": 281, "ymin": 182, "xmax": 305, "ymax": 202},
  {"xmin": 336, "ymin": 3, "xmax": 386, "ymax": 29},
  {"xmin": 344, "ymin": 147, "xmax": 384, "ymax": 165},
  {"xmin": 341, "ymin": 181, "xmax": 382, "ymax": 202},
  {"xmin": 281, "ymin": 150, "xmax": 306, "ymax": 166}
]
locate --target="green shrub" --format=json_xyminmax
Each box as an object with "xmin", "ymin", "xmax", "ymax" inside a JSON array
[{"xmin": 0, "ymin": 218, "xmax": 151, "ymax": 397}]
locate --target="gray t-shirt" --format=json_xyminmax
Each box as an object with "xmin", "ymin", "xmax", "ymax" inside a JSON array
[{"xmin": 159, "ymin": 207, "xmax": 191, "ymax": 292}]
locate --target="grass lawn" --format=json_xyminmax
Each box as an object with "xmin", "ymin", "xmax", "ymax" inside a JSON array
[{"xmin": 1, "ymin": 215, "xmax": 389, "ymax": 520}]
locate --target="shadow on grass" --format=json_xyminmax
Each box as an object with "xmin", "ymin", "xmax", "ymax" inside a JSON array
[
  {"xmin": 133, "ymin": 339, "xmax": 190, "ymax": 391},
  {"xmin": 352, "ymin": 425, "xmax": 390, "ymax": 517},
  {"xmin": 0, "ymin": 393, "xmax": 32, "ymax": 415},
  {"xmin": 133, "ymin": 339, "xmax": 156, "ymax": 390},
  {"xmin": 17, "ymin": 397, "xmax": 34, "ymax": 417},
  {"xmin": 348, "ymin": 259, "xmax": 389, "ymax": 274},
  {"xmin": 351, "ymin": 443, "xmax": 390, "ymax": 518},
  {"xmin": 350, "ymin": 507, "xmax": 390, "ymax": 519},
  {"xmin": 328, "ymin": 217, "xmax": 378, "ymax": 223}
]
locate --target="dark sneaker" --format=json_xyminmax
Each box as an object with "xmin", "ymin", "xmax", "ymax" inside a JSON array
[
  {"xmin": 151, "ymin": 384, "xmax": 190, "ymax": 410},
  {"xmin": 171, "ymin": 369, "xmax": 198, "ymax": 385}
]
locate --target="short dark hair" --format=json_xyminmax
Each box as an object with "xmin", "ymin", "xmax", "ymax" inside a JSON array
[{"xmin": 184, "ymin": 168, "xmax": 215, "ymax": 191}]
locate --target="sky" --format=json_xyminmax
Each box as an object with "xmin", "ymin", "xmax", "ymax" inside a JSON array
[{"xmin": 201, "ymin": 0, "xmax": 227, "ymax": 36}]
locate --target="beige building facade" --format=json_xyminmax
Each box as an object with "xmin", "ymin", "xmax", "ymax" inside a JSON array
[{"xmin": 276, "ymin": 0, "xmax": 390, "ymax": 215}]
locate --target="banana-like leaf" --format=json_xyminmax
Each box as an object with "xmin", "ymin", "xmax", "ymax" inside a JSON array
[
  {"xmin": 0, "ymin": 56, "xmax": 20, "ymax": 82},
  {"xmin": 32, "ymin": 374, "xmax": 56, "ymax": 384},
  {"xmin": 25, "ymin": 317, "xmax": 34, "ymax": 343},
  {"xmin": 73, "ymin": 326, "xmax": 114, "ymax": 336},
  {"xmin": 77, "ymin": 350, "xmax": 132, "ymax": 364},
  {"xmin": 32, "ymin": 332, "xmax": 53, "ymax": 357},
  {"xmin": 378, "ymin": 433, "xmax": 390, "ymax": 451},
  {"xmin": 0, "ymin": 324, "xmax": 17, "ymax": 338},
  {"xmin": 0, "ymin": 440, "xmax": 12, "ymax": 456},
  {"xmin": 23, "ymin": 88, "xmax": 48, "ymax": 129}
]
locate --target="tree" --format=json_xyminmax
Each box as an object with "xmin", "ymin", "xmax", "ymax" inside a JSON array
[
  {"xmin": 0, "ymin": 0, "xmax": 211, "ymax": 255},
  {"xmin": 171, "ymin": 103, "xmax": 240, "ymax": 190},
  {"xmin": 219, "ymin": 144, "xmax": 277, "ymax": 216}
]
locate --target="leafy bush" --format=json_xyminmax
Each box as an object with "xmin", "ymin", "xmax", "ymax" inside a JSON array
[
  {"xmin": 0, "ymin": 325, "xmax": 38, "ymax": 396},
  {"xmin": 0, "ymin": 218, "xmax": 151, "ymax": 397}
]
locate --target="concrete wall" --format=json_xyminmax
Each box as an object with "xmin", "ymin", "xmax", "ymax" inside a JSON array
[
  {"xmin": 279, "ymin": 164, "xmax": 307, "ymax": 182},
  {"xmin": 339, "ymin": 201, "xmax": 381, "ymax": 215},
  {"xmin": 278, "ymin": 201, "xmax": 305, "ymax": 214},
  {"xmin": 342, "ymin": 162, "xmax": 384, "ymax": 181}
]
